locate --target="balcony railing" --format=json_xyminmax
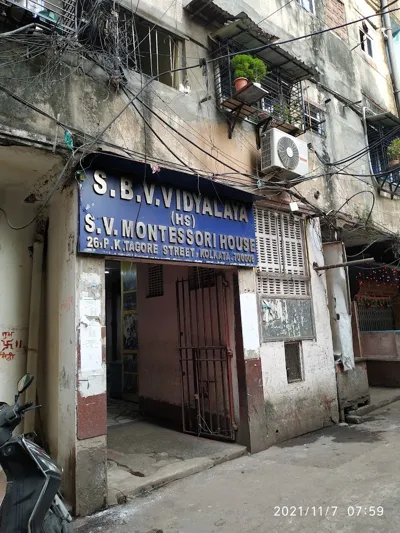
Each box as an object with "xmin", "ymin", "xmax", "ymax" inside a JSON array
[
  {"xmin": 0, "ymin": 0, "xmax": 76, "ymax": 34},
  {"xmin": 213, "ymin": 39, "xmax": 307, "ymax": 138},
  {"xmin": 368, "ymin": 122, "xmax": 400, "ymax": 198}
]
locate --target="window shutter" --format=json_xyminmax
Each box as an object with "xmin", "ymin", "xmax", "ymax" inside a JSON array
[
  {"xmin": 255, "ymin": 208, "xmax": 283, "ymax": 295},
  {"xmin": 255, "ymin": 207, "xmax": 310, "ymax": 297}
]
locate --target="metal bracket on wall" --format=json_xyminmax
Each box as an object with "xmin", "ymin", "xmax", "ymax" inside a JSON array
[{"xmin": 227, "ymin": 104, "xmax": 245, "ymax": 139}]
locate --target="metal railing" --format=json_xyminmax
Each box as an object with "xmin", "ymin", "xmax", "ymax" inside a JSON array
[
  {"xmin": 2, "ymin": 0, "xmax": 76, "ymax": 33},
  {"xmin": 213, "ymin": 40, "xmax": 305, "ymax": 132},
  {"xmin": 368, "ymin": 125, "xmax": 400, "ymax": 197}
]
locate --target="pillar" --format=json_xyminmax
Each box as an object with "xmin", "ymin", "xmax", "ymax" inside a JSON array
[{"xmin": 236, "ymin": 268, "xmax": 268, "ymax": 453}]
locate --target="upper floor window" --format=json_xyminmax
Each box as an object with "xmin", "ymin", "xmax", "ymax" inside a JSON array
[
  {"xmin": 304, "ymin": 102, "xmax": 325, "ymax": 135},
  {"xmin": 118, "ymin": 9, "xmax": 183, "ymax": 88},
  {"xmin": 296, "ymin": 0, "xmax": 315, "ymax": 14},
  {"xmin": 360, "ymin": 23, "xmax": 373, "ymax": 57}
]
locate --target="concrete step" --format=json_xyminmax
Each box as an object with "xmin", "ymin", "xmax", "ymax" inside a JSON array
[{"xmin": 346, "ymin": 392, "xmax": 400, "ymax": 424}]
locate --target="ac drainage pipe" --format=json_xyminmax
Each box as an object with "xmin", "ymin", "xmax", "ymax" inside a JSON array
[{"xmin": 24, "ymin": 217, "xmax": 46, "ymax": 434}]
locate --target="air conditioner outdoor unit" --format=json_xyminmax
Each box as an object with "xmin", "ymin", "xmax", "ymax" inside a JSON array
[{"xmin": 260, "ymin": 128, "xmax": 309, "ymax": 180}]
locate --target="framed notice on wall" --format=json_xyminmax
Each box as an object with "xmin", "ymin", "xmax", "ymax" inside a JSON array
[{"xmin": 121, "ymin": 263, "xmax": 138, "ymax": 401}]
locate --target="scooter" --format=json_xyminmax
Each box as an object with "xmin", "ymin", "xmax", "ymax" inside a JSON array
[{"xmin": 0, "ymin": 373, "xmax": 73, "ymax": 533}]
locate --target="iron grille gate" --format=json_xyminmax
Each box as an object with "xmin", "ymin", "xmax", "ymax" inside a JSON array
[{"xmin": 176, "ymin": 271, "xmax": 235, "ymax": 441}]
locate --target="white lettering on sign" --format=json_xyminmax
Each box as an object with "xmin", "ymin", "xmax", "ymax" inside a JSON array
[
  {"xmin": 80, "ymin": 170, "xmax": 257, "ymax": 266},
  {"xmin": 90, "ymin": 171, "xmax": 248, "ymax": 223}
]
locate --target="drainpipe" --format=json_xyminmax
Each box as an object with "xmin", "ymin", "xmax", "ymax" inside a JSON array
[
  {"xmin": 362, "ymin": 106, "xmax": 379, "ymax": 188},
  {"xmin": 381, "ymin": 0, "xmax": 400, "ymax": 114},
  {"xmin": 24, "ymin": 216, "xmax": 46, "ymax": 434}
]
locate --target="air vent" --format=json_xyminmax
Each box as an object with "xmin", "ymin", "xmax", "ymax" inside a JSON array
[{"xmin": 148, "ymin": 264, "xmax": 164, "ymax": 297}]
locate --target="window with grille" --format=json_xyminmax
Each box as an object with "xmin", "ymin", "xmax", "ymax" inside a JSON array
[
  {"xmin": 117, "ymin": 8, "xmax": 183, "ymax": 88},
  {"xmin": 147, "ymin": 265, "xmax": 164, "ymax": 297},
  {"xmin": 188, "ymin": 267, "xmax": 216, "ymax": 290},
  {"xmin": 285, "ymin": 342, "xmax": 303, "ymax": 383},
  {"xmin": 255, "ymin": 207, "xmax": 310, "ymax": 298},
  {"xmin": 360, "ymin": 24, "xmax": 373, "ymax": 58},
  {"xmin": 295, "ymin": 0, "xmax": 315, "ymax": 14},
  {"xmin": 304, "ymin": 102, "xmax": 325, "ymax": 136}
]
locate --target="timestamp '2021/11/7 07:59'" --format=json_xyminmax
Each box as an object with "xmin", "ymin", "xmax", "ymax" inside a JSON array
[{"xmin": 273, "ymin": 506, "xmax": 384, "ymax": 517}]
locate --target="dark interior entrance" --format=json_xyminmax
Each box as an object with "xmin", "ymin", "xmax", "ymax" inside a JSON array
[{"xmin": 105, "ymin": 260, "xmax": 238, "ymax": 439}]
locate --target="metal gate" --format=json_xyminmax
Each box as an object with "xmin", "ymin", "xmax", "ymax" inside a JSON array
[{"xmin": 176, "ymin": 269, "xmax": 235, "ymax": 441}]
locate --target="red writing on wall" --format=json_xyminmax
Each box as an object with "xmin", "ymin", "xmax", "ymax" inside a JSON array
[
  {"xmin": 60, "ymin": 297, "xmax": 73, "ymax": 312},
  {"xmin": 0, "ymin": 331, "xmax": 23, "ymax": 361}
]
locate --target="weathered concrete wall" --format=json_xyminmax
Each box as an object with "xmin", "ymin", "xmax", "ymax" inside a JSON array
[
  {"xmin": 44, "ymin": 185, "xmax": 78, "ymax": 504},
  {"xmin": 260, "ymin": 219, "xmax": 338, "ymax": 445},
  {"xmin": 0, "ymin": 190, "xmax": 35, "ymax": 405},
  {"xmin": 323, "ymin": 242, "xmax": 355, "ymax": 370},
  {"xmin": 336, "ymin": 359, "xmax": 369, "ymax": 413},
  {"xmin": 75, "ymin": 255, "xmax": 107, "ymax": 516}
]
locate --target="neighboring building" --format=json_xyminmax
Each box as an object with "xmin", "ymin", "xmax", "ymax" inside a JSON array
[{"xmin": 0, "ymin": 0, "xmax": 400, "ymax": 517}]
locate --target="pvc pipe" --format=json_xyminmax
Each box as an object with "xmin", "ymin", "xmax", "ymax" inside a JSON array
[{"xmin": 24, "ymin": 222, "xmax": 45, "ymax": 434}]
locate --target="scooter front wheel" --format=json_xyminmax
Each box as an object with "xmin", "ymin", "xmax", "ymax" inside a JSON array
[{"xmin": 41, "ymin": 508, "xmax": 73, "ymax": 533}]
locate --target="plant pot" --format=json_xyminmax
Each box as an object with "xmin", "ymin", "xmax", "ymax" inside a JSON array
[
  {"xmin": 234, "ymin": 77, "xmax": 248, "ymax": 92},
  {"xmin": 389, "ymin": 159, "xmax": 400, "ymax": 169}
]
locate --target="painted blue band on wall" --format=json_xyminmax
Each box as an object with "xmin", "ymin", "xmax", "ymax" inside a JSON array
[{"xmin": 78, "ymin": 169, "xmax": 257, "ymax": 267}]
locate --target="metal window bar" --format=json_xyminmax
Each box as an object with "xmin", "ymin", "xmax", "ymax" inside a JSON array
[
  {"xmin": 4, "ymin": 0, "xmax": 77, "ymax": 33},
  {"xmin": 368, "ymin": 124, "xmax": 400, "ymax": 197},
  {"xmin": 357, "ymin": 303, "xmax": 395, "ymax": 332},
  {"xmin": 213, "ymin": 40, "xmax": 306, "ymax": 132},
  {"xmin": 115, "ymin": 9, "xmax": 180, "ymax": 87}
]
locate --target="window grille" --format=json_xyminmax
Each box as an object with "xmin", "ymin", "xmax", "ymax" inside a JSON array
[
  {"xmin": 117, "ymin": 8, "xmax": 182, "ymax": 88},
  {"xmin": 255, "ymin": 207, "xmax": 310, "ymax": 297},
  {"xmin": 148, "ymin": 264, "xmax": 164, "ymax": 297},
  {"xmin": 304, "ymin": 102, "xmax": 325, "ymax": 135},
  {"xmin": 188, "ymin": 267, "xmax": 216, "ymax": 290},
  {"xmin": 360, "ymin": 27, "xmax": 373, "ymax": 58},
  {"xmin": 285, "ymin": 341, "xmax": 303, "ymax": 382},
  {"xmin": 295, "ymin": 0, "xmax": 315, "ymax": 14}
]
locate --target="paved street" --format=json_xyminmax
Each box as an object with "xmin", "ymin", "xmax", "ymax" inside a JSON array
[{"xmin": 76, "ymin": 401, "xmax": 400, "ymax": 533}]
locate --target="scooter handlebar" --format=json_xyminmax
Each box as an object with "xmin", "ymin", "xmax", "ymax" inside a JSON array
[{"xmin": 15, "ymin": 402, "xmax": 33, "ymax": 414}]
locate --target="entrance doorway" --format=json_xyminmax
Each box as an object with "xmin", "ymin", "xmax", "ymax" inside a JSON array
[
  {"xmin": 104, "ymin": 259, "xmax": 246, "ymax": 503},
  {"xmin": 105, "ymin": 259, "xmax": 239, "ymax": 435},
  {"xmin": 177, "ymin": 270, "xmax": 235, "ymax": 440}
]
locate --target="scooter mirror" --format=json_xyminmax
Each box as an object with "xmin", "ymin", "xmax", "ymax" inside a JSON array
[{"xmin": 17, "ymin": 373, "xmax": 34, "ymax": 395}]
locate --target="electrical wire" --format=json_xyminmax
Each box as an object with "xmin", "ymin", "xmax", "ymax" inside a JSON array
[
  {"xmin": 207, "ymin": 5, "xmax": 400, "ymax": 63},
  {"xmin": 0, "ymin": 155, "xmax": 74, "ymax": 230},
  {"xmin": 347, "ymin": 238, "xmax": 386, "ymax": 258}
]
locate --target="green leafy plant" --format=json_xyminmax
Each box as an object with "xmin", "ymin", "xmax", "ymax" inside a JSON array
[
  {"xmin": 387, "ymin": 138, "xmax": 400, "ymax": 162},
  {"xmin": 273, "ymin": 103, "xmax": 292, "ymax": 124},
  {"xmin": 231, "ymin": 54, "xmax": 267, "ymax": 82}
]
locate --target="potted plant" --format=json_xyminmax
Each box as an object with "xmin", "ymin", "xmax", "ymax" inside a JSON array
[
  {"xmin": 273, "ymin": 103, "xmax": 292, "ymax": 124},
  {"xmin": 387, "ymin": 138, "xmax": 400, "ymax": 169},
  {"xmin": 231, "ymin": 54, "xmax": 267, "ymax": 92}
]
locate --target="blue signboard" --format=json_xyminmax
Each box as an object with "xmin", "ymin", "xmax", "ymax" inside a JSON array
[{"xmin": 78, "ymin": 169, "xmax": 257, "ymax": 267}]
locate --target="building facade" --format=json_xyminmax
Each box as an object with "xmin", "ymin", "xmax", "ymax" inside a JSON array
[{"xmin": 0, "ymin": 0, "xmax": 400, "ymax": 517}]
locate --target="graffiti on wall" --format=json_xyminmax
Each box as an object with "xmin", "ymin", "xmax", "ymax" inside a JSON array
[{"xmin": 0, "ymin": 331, "xmax": 23, "ymax": 361}]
